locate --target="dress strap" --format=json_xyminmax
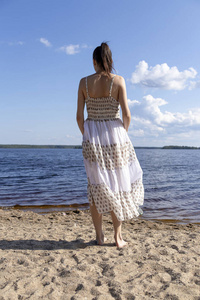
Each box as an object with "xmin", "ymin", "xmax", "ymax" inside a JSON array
[
  {"xmin": 85, "ymin": 77, "xmax": 89, "ymax": 98},
  {"xmin": 109, "ymin": 75, "xmax": 116, "ymax": 97}
]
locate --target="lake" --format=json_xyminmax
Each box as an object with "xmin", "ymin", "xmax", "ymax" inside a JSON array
[{"xmin": 0, "ymin": 148, "xmax": 200, "ymax": 224}]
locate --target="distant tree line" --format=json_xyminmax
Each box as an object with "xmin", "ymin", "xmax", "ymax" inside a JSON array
[
  {"xmin": 162, "ymin": 145, "xmax": 200, "ymax": 149},
  {"xmin": 0, "ymin": 145, "xmax": 82, "ymax": 149}
]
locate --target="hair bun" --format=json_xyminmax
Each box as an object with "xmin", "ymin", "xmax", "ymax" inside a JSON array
[{"xmin": 101, "ymin": 42, "xmax": 108, "ymax": 49}]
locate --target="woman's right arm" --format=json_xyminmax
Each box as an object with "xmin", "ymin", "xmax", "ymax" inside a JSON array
[
  {"xmin": 118, "ymin": 76, "xmax": 131, "ymax": 131},
  {"xmin": 76, "ymin": 78, "xmax": 85, "ymax": 135}
]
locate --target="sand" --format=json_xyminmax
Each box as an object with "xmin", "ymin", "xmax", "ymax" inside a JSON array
[{"xmin": 0, "ymin": 208, "xmax": 200, "ymax": 300}]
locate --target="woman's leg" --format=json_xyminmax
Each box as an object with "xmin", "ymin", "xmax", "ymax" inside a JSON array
[
  {"xmin": 110, "ymin": 211, "xmax": 127, "ymax": 248},
  {"xmin": 90, "ymin": 201, "xmax": 104, "ymax": 245}
]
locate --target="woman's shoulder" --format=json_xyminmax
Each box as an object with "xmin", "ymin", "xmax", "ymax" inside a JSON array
[
  {"xmin": 78, "ymin": 75, "xmax": 90, "ymax": 89},
  {"xmin": 79, "ymin": 73, "xmax": 125, "ymax": 85},
  {"xmin": 81, "ymin": 73, "xmax": 96, "ymax": 80},
  {"xmin": 79, "ymin": 73, "xmax": 95, "ymax": 84},
  {"xmin": 112, "ymin": 74, "xmax": 126, "ymax": 88},
  {"xmin": 112, "ymin": 74, "xmax": 125, "ymax": 81}
]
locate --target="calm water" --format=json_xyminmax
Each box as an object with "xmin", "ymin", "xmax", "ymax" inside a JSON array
[{"xmin": 0, "ymin": 148, "xmax": 200, "ymax": 224}]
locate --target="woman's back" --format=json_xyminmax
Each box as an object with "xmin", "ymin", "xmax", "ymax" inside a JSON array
[
  {"xmin": 84, "ymin": 73, "xmax": 119, "ymax": 100},
  {"xmin": 85, "ymin": 74, "xmax": 120, "ymax": 121}
]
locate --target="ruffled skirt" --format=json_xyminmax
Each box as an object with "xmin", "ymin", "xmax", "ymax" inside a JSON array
[{"xmin": 82, "ymin": 118, "xmax": 144, "ymax": 221}]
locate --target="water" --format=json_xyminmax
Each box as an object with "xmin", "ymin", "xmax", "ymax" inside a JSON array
[{"xmin": 0, "ymin": 148, "xmax": 200, "ymax": 224}]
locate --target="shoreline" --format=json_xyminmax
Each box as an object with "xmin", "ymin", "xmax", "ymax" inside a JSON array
[
  {"xmin": 1, "ymin": 205, "xmax": 200, "ymax": 225},
  {"xmin": 0, "ymin": 209, "xmax": 200, "ymax": 299}
]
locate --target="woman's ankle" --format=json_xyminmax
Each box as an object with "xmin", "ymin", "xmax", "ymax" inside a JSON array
[{"xmin": 96, "ymin": 232, "xmax": 104, "ymax": 245}]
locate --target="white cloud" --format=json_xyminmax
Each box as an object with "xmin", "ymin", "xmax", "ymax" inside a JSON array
[
  {"xmin": 6, "ymin": 41, "xmax": 25, "ymax": 46},
  {"xmin": 39, "ymin": 38, "xmax": 52, "ymax": 47},
  {"xmin": 66, "ymin": 134, "xmax": 78, "ymax": 139},
  {"xmin": 127, "ymin": 99, "xmax": 140, "ymax": 107},
  {"xmin": 57, "ymin": 43, "xmax": 90, "ymax": 55},
  {"xmin": 130, "ymin": 60, "xmax": 197, "ymax": 90},
  {"xmin": 189, "ymin": 79, "xmax": 200, "ymax": 90},
  {"xmin": 81, "ymin": 43, "xmax": 90, "ymax": 49},
  {"xmin": 59, "ymin": 44, "xmax": 80, "ymax": 55},
  {"xmin": 22, "ymin": 130, "xmax": 33, "ymax": 133},
  {"xmin": 129, "ymin": 129, "xmax": 145, "ymax": 137},
  {"xmin": 129, "ymin": 94, "xmax": 200, "ymax": 139}
]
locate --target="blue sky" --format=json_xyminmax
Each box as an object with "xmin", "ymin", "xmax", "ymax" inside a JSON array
[{"xmin": 0, "ymin": 0, "xmax": 200, "ymax": 147}]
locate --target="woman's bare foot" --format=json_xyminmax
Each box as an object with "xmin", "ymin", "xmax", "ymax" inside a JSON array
[
  {"xmin": 96, "ymin": 233, "xmax": 106, "ymax": 245},
  {"xmin": 116, "ymin": 239, "xmax": 127, "ymax": 248},
  {"xmin": 114, "ymin": 235, "xmax": 127, "ymax": 248}
]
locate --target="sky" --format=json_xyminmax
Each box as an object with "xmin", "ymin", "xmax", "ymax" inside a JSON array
[{"xmin": 0, "ymin": 0, "xmax": 200, "ymax": 147}]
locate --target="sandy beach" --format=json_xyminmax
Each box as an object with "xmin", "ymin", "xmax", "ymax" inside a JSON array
[{"xmin": 0, "ymin": 209, "xmax": 200, "ymax": 300}]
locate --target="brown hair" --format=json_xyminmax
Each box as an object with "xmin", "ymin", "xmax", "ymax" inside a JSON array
[{"xmin": 93, "ymin": 42, "xmax": 114, "ymax": 76}]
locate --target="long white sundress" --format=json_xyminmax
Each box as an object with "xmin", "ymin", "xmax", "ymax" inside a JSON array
[{"xmin": 82, "ymin": 75, "xmax": 144, "ymax": 221}]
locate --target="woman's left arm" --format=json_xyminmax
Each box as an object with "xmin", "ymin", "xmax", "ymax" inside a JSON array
[{"xmin": 76, "ymin": 78, "xmax": 85, "ymax": 135}]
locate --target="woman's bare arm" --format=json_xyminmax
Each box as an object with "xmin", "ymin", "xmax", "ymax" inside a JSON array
[
  {"xmin": 76, "ymin": 78, "xmax": 85, "ymax": 135},
  {"xmin": 118, "ymin": 76, "xmax": 131, "ymax": 131}
]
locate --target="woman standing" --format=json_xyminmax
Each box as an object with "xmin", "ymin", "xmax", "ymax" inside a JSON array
[{"xmin": 76, "ymin": 42, "xmax": 144, "ymax": 248}]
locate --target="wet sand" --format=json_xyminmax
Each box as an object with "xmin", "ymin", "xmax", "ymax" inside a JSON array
[{"xmin": 0, "ymin": 208, "xmax": 200, "ymax": 299}]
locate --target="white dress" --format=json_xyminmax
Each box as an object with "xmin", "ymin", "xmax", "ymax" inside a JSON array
[{"xmin": 82, "ymin": 75, "xmax": 144, "ymax": 221}]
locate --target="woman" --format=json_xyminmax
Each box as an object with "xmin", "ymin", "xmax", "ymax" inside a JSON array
[{"xmin": 76, "ymin": 42, "xmax": 144, "ymax": 248}]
